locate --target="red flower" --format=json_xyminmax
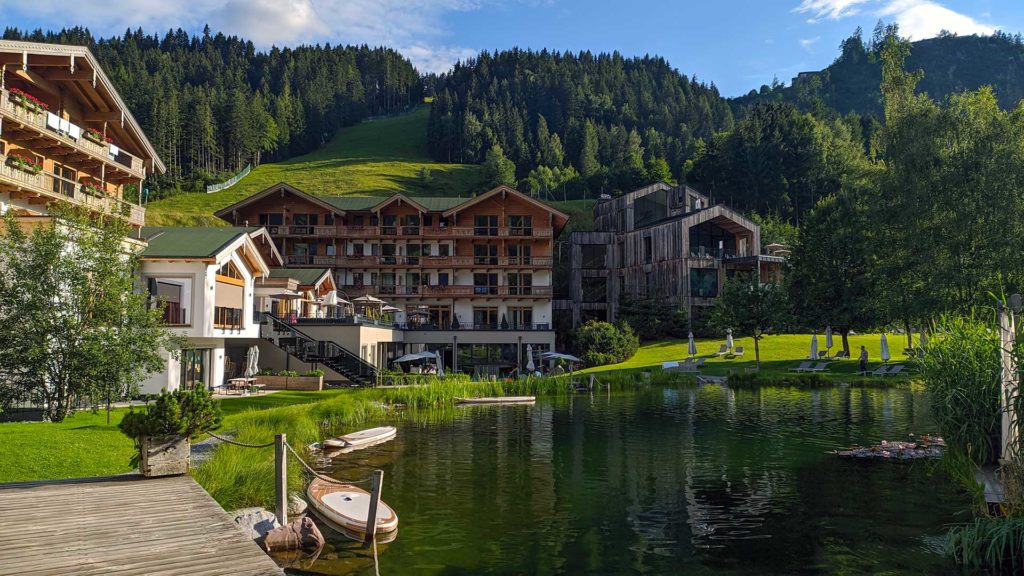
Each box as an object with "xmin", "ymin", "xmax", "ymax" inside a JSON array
[{"xmin": 8, "ymin": 87, "xmax": 49, "ymax": 110}]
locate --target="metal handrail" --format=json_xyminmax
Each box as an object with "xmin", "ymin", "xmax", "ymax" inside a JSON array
[{"xmin": 263, "ymin": 313, "xmax": 377, "ymax": 379}]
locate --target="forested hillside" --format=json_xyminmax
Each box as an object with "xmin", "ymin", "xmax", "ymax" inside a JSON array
[
  {"xmin": 426, "ymin": 50, "xmax": 734, "ymax": 199},
  {"xmin": 1, "ymin": 27, "xmax": 422, "ymax": 196},
  {"xmin": 733, "ymin": 24, "xmax": 1024, "ymax": 116}
]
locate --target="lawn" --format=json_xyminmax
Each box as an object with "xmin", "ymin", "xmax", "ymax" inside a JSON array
[
  {"xmin": 580, "ymin": 332, "xmax": 914, "ymax": 379},
  {"xmin": 0, "ymin": 389, "xmax": 353, "ymax": 484},
  {"xmin": 144, "ymin": 106, "xmax": 484, "ymax": 227}
]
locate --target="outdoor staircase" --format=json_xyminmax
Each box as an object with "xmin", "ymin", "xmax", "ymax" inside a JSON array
[{"xmin": 260, "ymin": 313, "xmax": 378, "ymax": 386}]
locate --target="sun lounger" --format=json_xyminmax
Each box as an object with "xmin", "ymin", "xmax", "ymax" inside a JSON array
[
  {"xmin": 833, "ymin": 350, "xmax": 849, "ymax": 359},
  {"xmin": 731, "ymin": 346, "xmax": 745, "ymax": 358},
  {"xmin": 662, "ymin": 361, "xmax": 680, "ymax": 372},
  {"xmin": 863, "ymin": 365, "xmax": 890, "ymax": 376},
  {"xmin": 883, "ymin": 364, "xmax": 906, "ymax": 377},
  {"xmin": 694, "ymin": 358, "xmax": 706, "ymax": 367},
  {"xmin": 807, "ymin": 362, "xmax": 830, "ymax": 373},
  {"xmin": 789, "ymin": 361, "xmax": 812, "ymax": 372},
  {"xmin": 713, "ymin": 344, "xmax": 729, "ymax": 357}
]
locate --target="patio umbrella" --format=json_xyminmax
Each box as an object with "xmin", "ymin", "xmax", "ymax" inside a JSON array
[
  {"xmin": 726, "ymin": 329, "xmax": 734, "ymax": 350},
  {"xmin": 880, "ymin": 334, "xmax": 891, "ymax": 363},
  {"xmin": 244, "ymin": 345, "xmax": 259, "ymax": 378},
  {"xmin": 353, "ymin": 294, "xmax": 384, "ymax": 303},
  {"xmin": 525, "ymin": 344, "xmax": 536, "ymax": 372},
  {"xmin": 810, "ymin": 334, "xmax": 819, "ymax": 360},
  {"xmin": 687, "ymin": 332, "xmax": 697, "ymax": 358},
  {"xmin": 436, "ymin": 351, "xmax": 445, "ymax": 378},
  {"xmin": 382, "ymin": 305, "xmax": 401, "ymax": 313},
  {"xmin": 825, "ymin": 326, "xmax": 834, "ymax": 349}
]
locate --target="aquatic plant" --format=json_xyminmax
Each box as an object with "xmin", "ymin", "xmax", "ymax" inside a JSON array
[{"xmin": 946, "ymin": 516, "xmax": 1024, "ymax": 572}]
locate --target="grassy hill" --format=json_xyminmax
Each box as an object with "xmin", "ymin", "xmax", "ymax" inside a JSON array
[{"xmin": 144, "ymin": 106, "xmax": 485, "ymax": 226}]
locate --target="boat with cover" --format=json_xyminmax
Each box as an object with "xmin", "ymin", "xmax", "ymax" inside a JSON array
[
  {"xmin": 307, "ymin": 478, "xmax": 399, "ymax": 534},
  {"xmin": 322, "ymin": 426, "xmax": 397, "ymax": 449}
]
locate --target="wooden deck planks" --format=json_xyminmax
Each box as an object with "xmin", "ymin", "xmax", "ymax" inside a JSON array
[{"xmin": 0, "ymin": 474, "xmax": 284, "ymax": 576}]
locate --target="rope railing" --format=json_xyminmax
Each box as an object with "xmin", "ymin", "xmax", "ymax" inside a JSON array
[
  {"xmin": 285, "ymin": 441, "xmax": 374, "ymax": 486},
  {"xmin": 206, "ymin": 430, "xmax": 276, "ymax": 449}
]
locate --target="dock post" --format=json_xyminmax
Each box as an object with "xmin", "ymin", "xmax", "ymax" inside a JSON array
[
  {"xmin": 275, "ymin": 433, "xmax": 288, "ymax": 526},
  {"xmin": 364, "ymin": 469, "xmax": 384, "ymax": 543}
]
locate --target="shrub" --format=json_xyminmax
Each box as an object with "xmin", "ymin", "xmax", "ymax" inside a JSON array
[
  {"xmin": 276, "ymin": 370, "xmax": 299, "ymax": 377},
  {"xmin": 302, "ymin": 369, "xmax": 325, "ymax": 377},
  {"xmin": 118, "ymin": 386, "xmax": 222, "ymax": 440},
  {"xmin": 573, "ymin": 321, "xmax": 639, "ymax": 367}
]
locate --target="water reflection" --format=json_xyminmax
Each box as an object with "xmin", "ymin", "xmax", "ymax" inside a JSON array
[{"xmin": 287, "ymin": 385, "xmax": 968, "ymax": 575}]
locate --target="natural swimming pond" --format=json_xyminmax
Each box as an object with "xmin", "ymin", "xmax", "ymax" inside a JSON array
[{"xmin": 278, "ymin": 385, "xmax": 971, "ymax": 575}]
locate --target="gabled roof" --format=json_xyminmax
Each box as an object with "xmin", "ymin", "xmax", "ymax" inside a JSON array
[
  {"xmin": 268, "ymin": 267, "xmax": 332, "ymax": 288},
  {"xmin": 370, "ymin": 194, "xmax": 428, "ymax": 213},
  {"xmin": 319, "ymin": 195, "xmax": 466, "ymax": 212},
  {"xmin": 442, "ymin": 185, "xmax": 570, "ymax": 230},
  {"xmin": 0, "ymin": 40, "xmax": 164, "ymax": 173},
  {"xmin": 214, "ymin": 183, "xmax": 346, "ymax": 220},
  {"xmin": 139, "ymin": 226, "xmax": 271, "ymax": 277}
]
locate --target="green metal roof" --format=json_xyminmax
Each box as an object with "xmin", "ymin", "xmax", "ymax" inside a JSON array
[
  {"xmin": 268, "ymin": 267, "xmax": 330, "ymax": 286},
  {"xmin": 321, "ymin": 196, "xmax": 467, "ymax": 212},
  {"xmin": 140, "ymin": 227, "xmax": 257, "ymax": 258}
]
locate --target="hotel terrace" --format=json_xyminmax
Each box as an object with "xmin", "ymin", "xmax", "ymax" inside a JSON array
[
  {"xmin": 0, "ymin": 40, "xmax": 162, "ymax": 228},
  {"xmin": 216, "ymin": 183, "xmax": 569, "ymax": 377}
]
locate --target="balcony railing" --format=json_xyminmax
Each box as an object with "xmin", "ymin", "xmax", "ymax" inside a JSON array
[
  {"xmin": 338, "ymin": 284, "xmax": 552, "ymax": 298},
  {"xmin": 213, "ymin": 306, "xmax": 244, "ymax": 331},
  {"xmin": 326, "ymin": 225, "xmax": 554, "ymax": 238},
  {"xmin": 0, "ymin": 88, "xmax": 145, "ymax": 178},
  {"xmin": 285, "ymin": 254, "xmax": 336, "ymax": 266},
  {"xmin": 331, "ymin": 255, "xmax": 552, "ymax": 268},
  {"xmin": 0, "ymin": 154, "xmax": 145, "ymax": 226},
  {"xmin": 160, "ymin": 302, "xmax": 188, "ymax": 326},
  {"xmin": 275, "ymin": 225, "xmax": 336, "ymax": 237}
]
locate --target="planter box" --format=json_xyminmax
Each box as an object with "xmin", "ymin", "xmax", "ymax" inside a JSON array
[
  {"xmin": 256, "ymin": 375, "xmax": 323, "ymax": 391},
  {"xmin": 10, "ymin": 92, "xmax": 43, "ymax": 115},
  {"xmin": 6, "ymin": 157, "xmax": 42, "ymax": 175},
  {"xmin": 83, "ymin": 131, "xmax": 109, "ymax": 146},
  {"xmin": 139, "ymin": 435, "xmax": 190, "ymax": 477}
]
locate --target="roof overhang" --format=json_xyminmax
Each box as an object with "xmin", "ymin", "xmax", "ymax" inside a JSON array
[
  {"xmin": 371, "ymin": 194, "xmax": 428, "ymax": 213},
  {"xmin": 442, "ymin": 185, "xmax": 570, "ymax": 234},
  {"xmin": 0, "ymin": 40, "xmax": 165, "ymax": 174},
  {"xmin": 214, "ymin": 183, "xmax": 346, "ymax": 223}
]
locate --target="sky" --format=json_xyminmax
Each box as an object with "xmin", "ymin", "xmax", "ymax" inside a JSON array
[{"xmin": 0, "ymin": 0, "xmax": 1022, "ymax": 96}]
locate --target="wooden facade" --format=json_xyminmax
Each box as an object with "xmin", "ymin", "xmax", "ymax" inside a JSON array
[
  {"xmin": 566, "ymin": 184, "xmax": 785, "ymax": 326},
  {"xmin": 0, "ymin": 41, "xmax": 163, "ymax": 228}
]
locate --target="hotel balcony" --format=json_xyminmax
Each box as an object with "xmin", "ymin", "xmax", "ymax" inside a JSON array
[
  {"xmin": 0, "ymin": 153, "xmax": 145, "ymax": 226},
  {"xmin": 275, "ymin": 225, "xmax": 555, "ymax": 239},
  {"xmin": 327, "ymin": 255, "xmax": 554, "ymax": 268},
  {"xmin": 339, "ymin": 284, "xmax": 552, "ymax": 298},
  {"xmin": 0, "ymin": 88, "xmax": 146, "ymax": 180}
]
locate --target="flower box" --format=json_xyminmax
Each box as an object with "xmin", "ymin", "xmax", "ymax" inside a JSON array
[
  {"xmin": 6, "ymin": 154, "xmax": 42, "ymax": 175},
  {"xmin": 8, "ymin": 88, "xmax": 47, "ymax": 115},
  {"xmin": 139, "ymin": 435, "xmax": 190, "ymax": 477},
  {"xmin": 81, "ymin": 183, "xmax": 105, "ymax": 197},
  {"xmin": 83, "ymin": 127, "xmax": 112, "ymax": 145}
]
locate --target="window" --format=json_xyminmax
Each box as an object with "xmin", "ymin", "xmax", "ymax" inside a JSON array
[
  {"xmin": 324, "ymin": 213, "xmax": 334, "ymax": 225},
  {"xmin": 473, "ymin": 273, "xmax": 498, "ymax": 295},
  {"xmin": 690, "ymin": 222, "xmax": 737, "ymax": 258},
  {"xmin": 644, "ymin": 237, "xmax": 653, "ymax": 263},
  {"xmin": 474, "ymin": 243, "xmax": 498, "ymax": 265},
  {"xmin": 259, "ymin": 213, "xmax": 284, "ymax": 226},
  {"xmin": 326, "ymin": 244, "xmax": 336, "ymax": 256},
  {"xmin": 580, "ymin": 244, "xmax": 606, "ymax": 269},
  {"xmin": 381, "ymin": 243, "xmax": 397, "ymax": 264},
  {"xmin": 52, "ymin": 163, "xmax": 76, "ymax": 198},
  {"xmin": 404, "ymin": 273, "xmax": 421, "ymax": 294},
  {"xmin": 352, "ymin": 214, "xmax": 364, "ymax": 226},
  {"xmin": 507, "ymin": 215, "xmax": 533, "ymax": 235},
  {"xmin": 508, "ymin": 273, "xmax": 533, "ymax": 295},
  {"xmin": 508, "ymin": 306, "xmax": 533, "ymax": 329},
  {"xmin": 438, "ymin": 272, "xmax": 450, "ymax": 286},
  {"xmin": 581, "ymin": 277, "xmax": 607, "ymax": 303},
  {"xmin": 438, "ymin": 243, "xmax": 451, "ymax": 257},
  {"xmin": 352, "ymin": 243, "xmax": 365, "ymax": 257},
  {"xmin": 473, "ymin": 307, "xmax": 499, "ymax": 329},
  {"xmin": 474, "ymin": 215, "xmax": 498, "ymax": 236},
  {"xmin": 217, "ymin": 261, "xmax": 243, "ymax": 280},
  {"xmin": 179, "ymin": 349, "xmax": 210, "ymax": 390},
  {"xmin": 690, "ymin": 268, "xmax": 719, "ymax": 298},
  {"xmin": 381, "ymin": 214, "xmax": 398, "ymax": 235},
  {"xmin": 292, "ymin": 214, "xmax": 318, "ymax": 226},
  {"xmin": 406, "ymin": 244, "xmax": 421, "ymax": 265},
  {"xmin": 402, "ymin": 215, "xmax": 420, "ymax": 234},
  {"xmin": 508, "ymin": 244, "xmax": 532, "ymax": 265},
  {"xmin": 147, "ymin": 277, "xmax": 192, "ymax": 325}
]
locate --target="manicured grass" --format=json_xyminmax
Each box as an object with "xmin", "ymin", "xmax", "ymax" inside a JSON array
[
  {"xmin": 144, "ymin": 106, "xmax": 484, "ymax": 227},
  {"xmin": 580, "ymin": 333, "xmax": 914, "ymax": 379}
]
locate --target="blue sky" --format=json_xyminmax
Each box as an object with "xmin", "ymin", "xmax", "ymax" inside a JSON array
[{"xmin": 1, "ymin": 0, "xmax": 1021, "ymax": 96}]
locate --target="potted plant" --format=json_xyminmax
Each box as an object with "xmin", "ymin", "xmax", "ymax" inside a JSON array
[
  {"xmin": 6, "ymin": 153, "xmax": 42, "ymax": 175},
  {"xmin": 118, "ymin": 386, "xmax": 223, "ymax": 477},
  {"xmin": 8, "ymin": 87, "xmax": 48, "ymax": 114},
  {"xmin": 81, "ymin": 182, "xmax": 105, "ymax": 197},
  {"xmin": 83, "ymin": 126, "xmax": 113, "ymax": 145}
]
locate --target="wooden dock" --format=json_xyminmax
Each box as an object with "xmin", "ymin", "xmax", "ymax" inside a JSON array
[{"xmin": 0, "ymin": 474, "xmax": 284, "ymax": 576}]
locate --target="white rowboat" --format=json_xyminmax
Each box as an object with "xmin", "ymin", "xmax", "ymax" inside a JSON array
[
  {"xmin": 455, "ymin": 396, "xmax": 536, "ymax": 405},
  {"xmin": 307, "ymin": 478, "xmax": 398, "ymax": 534},
  {"xmin": 322, "ymin": 426, "xmax": 397, "ymax": 449}
]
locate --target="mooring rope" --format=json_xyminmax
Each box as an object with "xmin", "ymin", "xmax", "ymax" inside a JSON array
[
  {"xmin": 205, "ymin": 430, "xmax": 275, "ymax": 449},
  {"xmin": 284, "ymin": 441, "xmax": 374, "ymax": 486}
]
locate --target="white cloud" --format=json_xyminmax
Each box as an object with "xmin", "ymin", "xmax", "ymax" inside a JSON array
[
  {"xmin": 800, "ymin": 36, "xmax": 822, "ymax": 49},
  {"xmin": 0, "ymin": 0, "xmax": 501, "ymax": 74},
  {"xmin": 796, "ymin": 0, "xmax": 996, "ymax": 39},
  {"xmin": 796, "ymin": 0, "xmax": 873, "ymax": 22}
]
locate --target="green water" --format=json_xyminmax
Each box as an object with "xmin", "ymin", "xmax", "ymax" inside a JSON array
[{"xmin": 281, "ymin": 385, "xmax": 971, "ymax": 575}]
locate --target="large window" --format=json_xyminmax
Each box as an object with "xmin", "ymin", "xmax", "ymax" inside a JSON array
[
  {"xmin": 472, "ymin": 307, "xmax": 499, "ymax": 329},
  {"xmin": 381, "ymin": 214, "xmax": 398, "ymax": 235},
  {"xmin": 508, "ymin": 244, "xmax": 532, "ymax": 265},
  {"xmin": 689, "ymin": 221, "xmax": 737, "ymax": 258},
  {"xmin": 644, "ymin": 237, "xmax": 653, "ymax": 263},
  {"xmin": 52, "ymin": 163, "xmax": 76, "ymax": 198},
  {"xmin": 259, "ymin": 213, "xmax": 284, "ymax": 226},
  {"xmin": 179, "ymin": 348, "xmax": 210, "ymax": 390},
  {"xmin": 147, "ymin": 277, "xmax": 192, "ymax": 325},
  {"xmin": 474, "ymin": 243, "xmax": 498, "ymax": 265},
  {"xmin": 474, "ymin": 215, "xmax": 498, "ymax": 236},
  {"xmin": 473, "ymin": 273, "xmax": 498, "ymax": 295},
  {"xmin": 690, "ymin": 268, "xmax": 719, "ymax": 298},
  {"xmin": 581, "ymin": 277, "xmax": 607, "ymax": 303},
  {"xmin": 507, "ymin": 215, "xmax": 533, "ymax": 236},
  {"xmin": 507, "ymin": 273, "xmax": 533, "ymax": 295},
  {"xmin": 580, "ymin": 244, "xmax": 606, "ymax": 269},
  {"xmin": 508, "ymin": 306, "xmax": 533, "ymax": 329},
  {"xmin": 401, "ymin": 215, "xmax": 420, "ymax": 235}
]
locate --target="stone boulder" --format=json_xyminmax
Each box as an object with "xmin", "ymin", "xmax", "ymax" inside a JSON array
[
  {"xmin": 261, "ymin": 516, "xmax": 325, "ymax": 552},
  {"xmin": 288, "ymin": 492, "xmax": 308, "ymax": 516},
  {"xmin": 231, "ymin": 507, "xmax": 280, "ymax": 540}
]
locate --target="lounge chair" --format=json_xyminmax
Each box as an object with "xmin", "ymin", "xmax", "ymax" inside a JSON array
[
  {"xmin": 883, "ymin": 364, "xmax": 906, "ymax": 377},
  {"xmin": 818, "ymin": 351, "xmax": 830, "ymax": 359},
  {"xmin": 713, "ymin": 344, "xmax": 729, "ymax": 357},
  {"xmin": 662, "ymin": 361, "xmax": 680, "ymax": 372},
  {"xmin": 807, "ymin": 362, "xmax": 830, "ymax": 373},
  {"xmin": 863, "ymin": 365, "xmax": 890, "ymax": 376},
  {"xmin": 789, "ymin": 361, "xmax": 812, "ymax": 372},
  {"xmin": 833, "ymin": 350, "xmax": 849, "ymax": 360},
  {"xmin": 694, "ymin": 358, "xmax": 706, "ymax": 367},
  {"xmin": 731, "ymin": 346, "xmax": 745, "ymax": 358}
]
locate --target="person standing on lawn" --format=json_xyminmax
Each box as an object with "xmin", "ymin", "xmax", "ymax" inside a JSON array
[{"xmin": 859, "ymin": 346, "xmax": 868, "ymax": 374}]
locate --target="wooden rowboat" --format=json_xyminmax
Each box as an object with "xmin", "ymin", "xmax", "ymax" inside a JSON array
[
  {"xmin": 455, "ymin": 396, "xmax": 536, "ymax": 405},
  {"xmin": 307, "ymin": 478, "xmax": 398, "ymax": 534},
  {"xmin": 322, "ymin": 426, "xmax": 396, "ymax": 450}
]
